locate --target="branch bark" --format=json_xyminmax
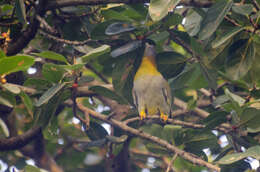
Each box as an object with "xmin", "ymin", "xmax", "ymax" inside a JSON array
[{"xmin": 77, "ymin": 101, "xmax": 221, "ymax": 172}]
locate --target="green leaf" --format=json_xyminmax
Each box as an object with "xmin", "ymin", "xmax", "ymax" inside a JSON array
[
  {"xmin": 169, "ymin": 64, "xmax": 202, "ymax": 90},
  {"xmin": 198, "ymin": 0, "xmax": 233, "ymax": 40},
  {"xmin": 0, "ymin": 91, "xmax": 16, "ymax": 108},
  {"xmin": 199, "ymin": 62, "xmax": 218, "ymax": 89},
  {"xmin": 224, "ymin": 88, "xmax": 245, "ymax": 107},
  {"xmin": 105, "ymin": 22, "xmax": 135, "ymax": 35},
  {"xmin": 33, "ymin": 51, "xmax": 68, "ymax": 64},
  {"xmin": 35, "ymin": 83, "xmax": 66, "ymax": 107},
  {"xmin": 24, "ymin": 165, "xmax": 41, "ymax": 172},
  {"xmin": 225, "ymin": 39, "xmax": 255, "ymax": 80},
  {"xmin": 87, "ymin": 121, "xmax": 108, "ymax": 140},
  {"xmin": 42, "ymin": 63, "xmax": 66, "ymax": 83},
  {"xmin": 110, "ymin": 40, "xmax": 142, "ymax": 57},
  {"xmin": 15, "ymin": 0, "xmax": 26, "ymax": 24},
  {"xmin": 0, "ymin": 55, "xmax": 35, "ymax": 75},
  {"xmin": 1, "ymin": 83, "xmax": 21, "ymax": 94},
  {"xmin": 24, "ymin": 78, "xmax": 52, "ymax": 90},
  {"xmin": 162, "ymin": 125, "xmax": 182, "ymax": 143},
  {"xmin": 232, "ymin": 4, "xmax": 254, "ymax": 16},
  {"xmin": 20, "ymin": 91, "xmax": 33, "ymax": 118},
  {"xmin": 149, "ymin": 0, "xmax": 181, "ymax": 21},
  {"xmin": 78, "ymin": 75, "xmax": 95, "ymax": 85},
  {"xmin": 203, "ymin": 111, "xmax": 229, "ymax": 130},
  {"xmin": 102, "ymin": 9, "xmax": 133, "ymax": 21},
  {"xmin": 218, "ymin": 146, "xmax": 260, "ymax": 164},
  {"xmin": 212, "ymin": 27, "xmax": 244, "ymax": 49},
  {"xmin": 240, "ymin": 108, "xmax": 260, "ymax": 133},
  {"xmin": 89, "ymin": 86, "xmax": 128, "ymax": 104},
  {"xmin": 59, "ymin": 64, "xmax": 85, "ymax": 71},
  {"xmin": 157, "ymin": 51, "xmax": 187, "ymax": 64},
  {"xmin": 81, "ymin": 45, "xmax": 111, "ymax": 63},
  {"xmin": 0, "ymin": 50, "xmax": 5, "ymax": 59},
  {"xmin": 148, "ymin": 31, "xmax": 170, "ymax": 45},
  {"xmin": 183, "ymin": 9, "xmax": 202, "ymax": 36},
  {"xmin": 163, "ymin": 13, "xmax": 183, "ymax": 28}
]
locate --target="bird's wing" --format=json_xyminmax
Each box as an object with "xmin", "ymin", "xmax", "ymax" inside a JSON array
[{"xmin": 132, "ymin": 88, "xmax": 138, "ymax": 108}]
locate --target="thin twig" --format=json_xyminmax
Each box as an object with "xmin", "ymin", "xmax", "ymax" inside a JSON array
[
  {"xmin": 77, "ymin": 101, "xmax": 221, "ymax": 172},
  {"xmin": 123, "ymin": 116, "xmax": 205, "ymax": 129},
  {"xmin": 39, "ymin": 30, "xmax": 94, "ymax": 45},
  {"xmin": 166, "ymin": 153, "xmax": 178, "ymax": 172},
  {"xmin": 253, "ymin": 0, "xmax": 260, "ymax": 11},
  {"xmin": 36, "ymin": 15, "xmax": 58, "ymax": 35}
]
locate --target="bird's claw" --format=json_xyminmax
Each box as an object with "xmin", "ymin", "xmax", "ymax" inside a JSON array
[
  {"xmin": 140, "ymin": 110, "xmax": 147, "ymax": 120},
  {"xmin": 160, "ymin": 113, "xmax": 168, "ymax": 122}
]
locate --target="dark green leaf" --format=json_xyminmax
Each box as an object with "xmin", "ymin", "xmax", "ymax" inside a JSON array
[
  {"xmin": 20, "ymin": 91, "xmax": 33, "ymax": 118},
  {"xmin": 240, "ymin": 108, "xmax": 260, "ymax": 133},
  {"xmin": 199, "ymin": 62, "xmax": 218, "ymax": 89},
  {"xmin": 89, "ymin": 86, "xmax": 128, "ymax": 104},
  {"xmin": 35, "ymin": 83, "xmax": 66, "ymax": 107},
  {"xmin": 102, "ymin": 9, "xmax": 133, "ymax": 21},
  {"xmin": 0, "ymin": 91, "xmax": 16, "ymax": 108},
  {"xmin": 203, "ymin": 111, "xmax": 229, "ymax": 130},
  {"xmin": 211, "ymin": 27, "xmax": 244, "ymax": 49},
  {"xmin": 87, "ymin": 121, "xmax": 108, "ymax": 140},
  {"xmin": 198, "ymin": 0, "xmax": 233, "ymax": 40},
  {"xmin": 225, "ymin": 39, "xmax": 255, "ymax": 80},
  {"xmin": 15, "ymin": 0, "xmax": 26, "ymax": 24}
]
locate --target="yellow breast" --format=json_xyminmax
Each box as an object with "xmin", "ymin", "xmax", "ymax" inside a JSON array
[{"xmin": 134, "ymin": 56, "xmax": 160, "ymax": 80}]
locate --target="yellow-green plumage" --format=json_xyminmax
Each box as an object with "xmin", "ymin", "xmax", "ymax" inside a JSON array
[{"xmin": 132, "ymin": 43, "xmax": 172, "ymax": 121}]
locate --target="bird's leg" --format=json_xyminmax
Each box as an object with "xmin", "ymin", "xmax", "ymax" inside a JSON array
[
  {"xmin": 140, "ymin": 110, "xmax": 147, "ymax": 120},
  {"xmin": 160, "ymin": 112, "xmax": 168, "ymax": 122}
]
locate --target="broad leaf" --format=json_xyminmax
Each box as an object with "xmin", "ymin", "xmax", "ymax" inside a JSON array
[
  {"xmin": 149, "ymin": 0, "xmax": 181, "ymax": 21},
  {"xmin": 232, "ymin": 4, "xmax": 254, "ymax": 16},
  {"xmin": 15, "ymin": 0, "xmax": 26, "ymax": 24},
  {"xmin": 89, "ymin": 86, "xmax": 128, "ymax": 104},
  {"xmin": 34, "ymin": 51, "xmax": 68, "ymax": 64},
  {"xmin": 105, "ymin": 22, "xmax": 135, "ymax": 35},
  {"xmin": 212, "ymin": 27, "xmax": 244, "ymax": 49},
  {"xmin": 35, "ymin": 83, "xmax": 66, "ymax": 107},
  {"xmin": 81, "ymin": 45, "xmax": 111, "ymax": 62},
  {"xmin": 225, "ymin": 39, "xmax": 255, "ymax": 80},
  {"xmin": 218, "ymin": 146, "xmax": 260, "ymax": 164},
  {"xmin": 110, "ymin": 40, "xmax": 142, "ymax": 57},
  {"xmin": 42, "ymin": 63, "xmax": 66, "ymax": 83},
  {"xmin": 198, "ymin": 0, "xmax": 233, "ymax": 40},
  {"xmin": 0, "ymin": 55, "xmax": 35, "ymax": 75}
]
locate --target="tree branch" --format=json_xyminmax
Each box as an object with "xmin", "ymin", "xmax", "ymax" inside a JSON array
[
  {"xmin": 46, "ymin": 0, "xmax": 214, "ymax": 10},
  {"xmin": 0, "ymin": 127, "xmax": 41, "ymax": 151},
  {"xmin": 77, "ymin": 101, "xmax": 221, "ymax": 172}
]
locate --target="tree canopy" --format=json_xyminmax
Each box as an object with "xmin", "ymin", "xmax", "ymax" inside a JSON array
[{"xmin": 1, "ymin": 0, "xmax": 260, "ymax": 171}]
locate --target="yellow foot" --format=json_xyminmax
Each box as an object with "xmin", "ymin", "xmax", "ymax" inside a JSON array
[
  {"xmin": 140, "ymin": 110, "xmax": 147, "ymax": 120},
  {"xmin": 160, "ymin": 113, "xmax": 168, "ymax": 122}
]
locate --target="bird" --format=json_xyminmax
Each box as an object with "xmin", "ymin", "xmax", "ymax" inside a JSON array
[{"xmin": 132, "ymin": 41, "xmax": 172, "ymax": 121}]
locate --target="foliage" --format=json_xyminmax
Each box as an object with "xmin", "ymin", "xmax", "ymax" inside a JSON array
[{"xmin": 1, "ymin": 0, "xmax": 260, "ymax": 172}]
